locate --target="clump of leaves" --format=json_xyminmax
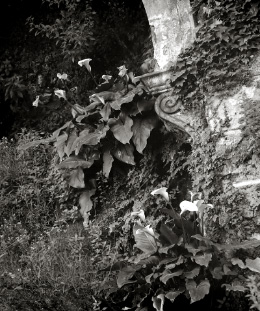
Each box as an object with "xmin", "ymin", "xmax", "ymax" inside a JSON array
[
  {"xmin": 21, "ymin": 60, "xmax": 159, "ymax": 227},
  {"xmin": 98, "ymin": 188, "xmax": 260, "ymax": 310}
]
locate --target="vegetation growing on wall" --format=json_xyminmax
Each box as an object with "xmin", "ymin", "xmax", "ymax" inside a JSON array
[{"xmin": 1, "ymin": 0, "xmax": 260, "ymax": 310}]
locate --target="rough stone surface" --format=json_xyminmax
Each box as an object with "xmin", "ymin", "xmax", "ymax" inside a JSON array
[{"xmin": 142, "ymin": 0, "xmax": 195, "ymax": 70}]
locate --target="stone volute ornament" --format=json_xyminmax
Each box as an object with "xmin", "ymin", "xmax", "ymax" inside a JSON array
[{"xmin": 139, "ymin": 0, "xmax": 196, "ymax": 136}]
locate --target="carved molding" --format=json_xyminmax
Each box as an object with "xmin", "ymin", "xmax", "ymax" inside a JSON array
[{"xmin": 155, "ymin": 91, "xmax": 195, "ymax": 137}]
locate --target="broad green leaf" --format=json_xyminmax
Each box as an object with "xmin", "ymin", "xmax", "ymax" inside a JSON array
[
  {"xmin": 71, "ymin": 127, "xmax": 108, "ymax": 155},
  {"xmin": 152, "ymin": 294, "xmax": 165, "ymax": 311},
  {"xmin": 133, "ymin": 223, "xmax": 157, "ymax": 255},
  {"xmin": 165, "ymin": 289, "xmax": 185, "ymax": 302},
  {"xmin": 186, "ymin": 279, "xmax": 210, "ymax": 303},
  {"xmin": 58, "ymin": 156, "xmax": 93, "ymax": 169},
  {"xmin": 53, "ymin": 121, "xmax": 72, "ymax": 138},
  {"xmin": 245, "ymin": 257, "xmax": 260, "ymax": 273},
  {"xmin": 193, "ymin": 253, "xmax": 212, "ymax": 267},
  {"xmin": 17, "ymin": 136, "xmax": 56, "ymax": 151},
  {"xmin": 100, "ymin": 102, "xmax": 111, "ymax": 121},
  {"xmin": 110, "ymin": 92, "xmax": 135, "ymax": 110},
  {"xmin": 64, "ymin": 129, "xmax": 78, "ymax": 157},
  {"xmin": 109, "ymin": 116, "xmax": 133, "ymax": 144},
  {"xmin": 79, "ymin": 189, "xmax": 96, "ymax": 222},
  {"xmin": 113, "ymin": 143, "xmax": 135, "ymax": 165},
  {"xmin": 103, "ymin": 149, "xmax": 114, "ymax": 178},
  {"xmin": 69, "ymin": 167, "xmax": 85, "ymax": 188},
  {"xmin": 132, "ymin": 116, "xmax": 158, "ymax": 153},
  {"xmin": 54, "ymin": 132, "xmax": 68, "ymax": 160},
  {"xmin": 138, "ymin": 256, "xmax": 160, "ymax": 267},
  {"xmin": 160, "ymin": 269, "xmax": 184, "ymax": 284},
  {"xmin": 160, "ymin": 223, "xmax": 179, "ymax": 245},
  {"xmin": 117, "ymin": 266, "xmax": 137, "ymax": 288},
  {"xmin": 184, "ymin": 266, "xmax": 200, "ymax": 279}
]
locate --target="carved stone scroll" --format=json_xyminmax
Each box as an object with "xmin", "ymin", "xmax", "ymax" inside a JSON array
[{"xmin": 155, "ymin": 91, "xmax": 195, "ymax": 137}]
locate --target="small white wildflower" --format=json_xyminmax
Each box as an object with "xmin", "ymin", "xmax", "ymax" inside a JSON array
[
  {"xmin": 131, "ymin": 209, "xmax": 145, "ymax": 222},
  {"xmin": 78, "ymin": 58, "xmax": 92, "ymax": 72},
  {"xmin": 151, "ymin": 187, "xmax": 169, "ymax": 201}
]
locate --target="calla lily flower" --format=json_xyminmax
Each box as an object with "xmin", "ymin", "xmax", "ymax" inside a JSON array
[
  {"xmin": 151, "ymin": 187, "xmax": 169, "ymax": 201},
  {"xmin": 32, "ymin": 96, "xmax": 40, "ymax": 107},
  {"xmin": 101, "ymin": 75, "xmax": 112, "ymax": 83},
  {"xmin": 180, "ymin": 200, "xmax": 198, "ymax": 215},
  {"xmin": 78, "ymin": 58, "xmax": 92, "ymax": 72},
  {"xmin": 136, "ymin": 225, "xmax": 155, "ymax": 237},
  {"xmin": 57, "ymin": 73, "xmax": 68, "ymax": 80},
  {"xmin": 131, "ymin": 209, "xmax": 145, "ymax": 222},
  {"xmin": 54, "ymin": 89, "xmax": 67, "ymax": 100},
  {"xmin": 118, "ymin": 65, "xmax": 128, "ymax": 77}
]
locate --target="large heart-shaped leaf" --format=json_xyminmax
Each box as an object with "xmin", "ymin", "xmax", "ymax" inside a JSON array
[
  {"xmin": 109, "ymin": 115, "xmax": 133, "ymax": 144},
  {"xmin": 117, "ymin": 266, "xmax": 137, "ymax": 288},
  {"xmin": 113, "ymin": 143, "xmax": 135, "ymax": 165},
  {"xmin": 58, "ymin": 156, "xmax": 93, "ymax": 169},
  {"xmin": 103, "ymin": 149, "xmax": 114, "ymax": 177},
  {"xmin": 133, "ymin": 223, "xmax": 157, "ymax": 255},
  {"xmin": 132, "ymin": 115, "xmax": 158, "ymax": 153},
  {"xmin": 64, "ymin": 129, "xmax": 78, "ymax": 157},
  {"xmin": 186, "ymin": 279, "xmax": 210, "ymax": 303},
  {"xmin": 69, "ymin": 167, "xmax": 85, "ymax": 188},
  {"xmin": 160, "ymin": 223, "xmax": 179, "ymax": 246},
  {"xmin": 71, "ymin": 126, "xmax": 108, "ymax": 155},
  {"xmin": 110, "ymin": 92, "xmax": 135, "ymax": 110}
]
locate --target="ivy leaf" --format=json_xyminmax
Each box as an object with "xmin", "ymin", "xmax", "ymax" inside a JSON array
[
  {"xmin": 152, "ymin": 294, "xmax": 165, "ymax": 311},
  {"xmin": 133, "ymin": 223, "xmax": 157, "ymax": 255},
  {"xmin": 160, "ymin": 269, "xmax": 184, "ymax": 284},
  {"xmin": 186, "ymin": 279, "xmax": 210, "ymax": 303},
  {"xmin": 245, "ymin": 258, "xmax": 260, "ymax": 273},
  {"xmin": 137, "ymin": 98, "xmax": 155, "ymax": 113},
  {"xmin": 103, "ymin": 149, "xmax": 114, "ymax": 178},
  {"xmin": 165, "ymin": 289, "xmax": 185, "ymax": 302},
  {"xmin": 109, "ymin": 115, "xmax": 133, "ymax": 144},
  {"xmin": 69, "ymin": 167, "xmax": 85, "ymax": 188},
  {"xmin": 117, "ymin": 266, "xmax": 137, "ymax": 288},
  {"xmin": 184, "ymin": 266, "xmax": 200, "ymax": 279},
  {"xmin": 79, "ymin": 189, "xmax": 96, "ymax": 222},
  {"xmin": 113, "ymin": 143, "xmax": 135, "ymax": 165},
  {"xmin": 54, "ymin": 132, "xmax": 68, "ymax": 161},
  {"xmin": 58, "ymin": 156, "xmax": 93, "ymax": 169},
  {"xmin": 193, "ymin": 253, "xmax": 212, "ymax": 267},
  {"xmin": 64, "ymin": 129, "xmax": 78, "ymax": 157},
  {"xmin": 132, "ymin": 115, "xmax": 158, "ymax": 153}
]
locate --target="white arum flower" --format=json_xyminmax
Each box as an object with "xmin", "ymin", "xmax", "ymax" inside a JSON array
[
  {"xmin": 151, "ymin": 187, "xmax": 169, "ymax": 201},
  {"xmin": 101, "ymin": 75, "xmax": 112, "ymax": 83},
  {"xmin": 54, "ymin": 89, "xmax": 67, "ymax": 100},
  {"xmin": 118, "ymin": 65, "xmax": 128, "ymax": 77},
  {"xmin": 136, "ymin": 225, "xmax": 155, "ymax": 237},
  {"xmin": 57, "ymin": 73, "xmax": 68, "ymax": 80},
  {"xmin": 78, "ymin": 58, "xmax": 92, "ymax": 72},
  {"xmin": 180, "ymin": 200, "xmax": 198, "ymax": 215},
  {"xmin": 32, "ymin": 96, "xmax": 40, "ymax": 107},
  {"xmin": 131, "ymin": 209, "xmax": 145, "ymax": 222}
]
